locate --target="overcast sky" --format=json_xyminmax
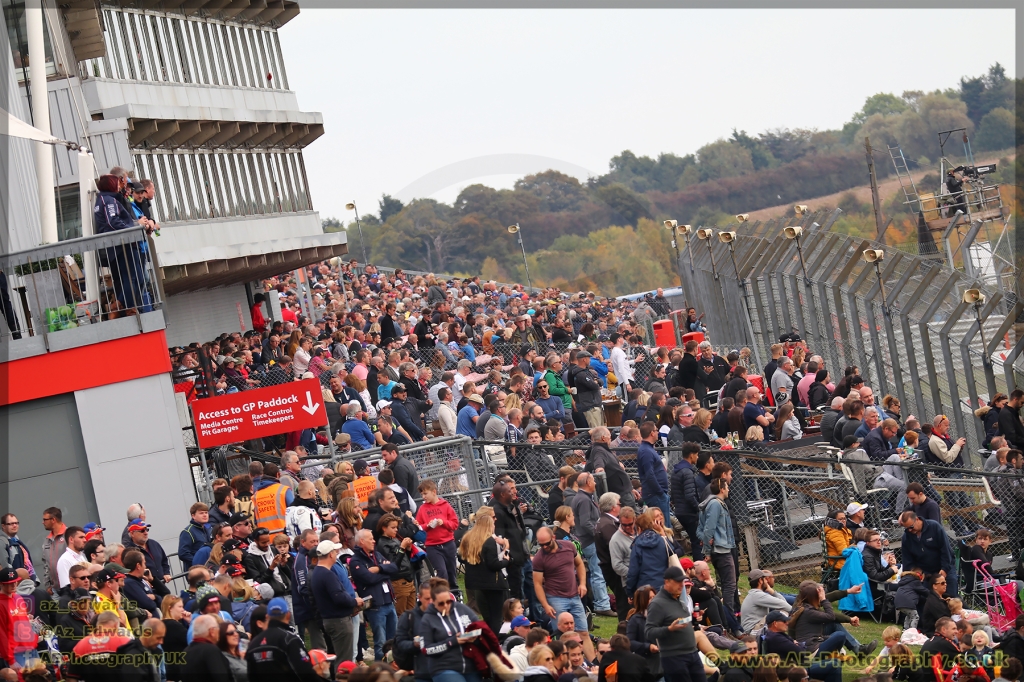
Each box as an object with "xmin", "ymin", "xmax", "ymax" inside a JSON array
[{"xmin": 279, "ymin": 9, "xmax": 1016, "ymax": 222}]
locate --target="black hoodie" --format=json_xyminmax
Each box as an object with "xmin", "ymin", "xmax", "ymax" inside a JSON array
[{"xmin": 420, "ymin": 601, "xmax": 479, "ymax": 675}]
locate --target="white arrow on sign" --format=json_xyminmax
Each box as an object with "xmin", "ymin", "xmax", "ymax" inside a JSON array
[{"xmin": 301, "ymin": 391, "xmax": 320, "ymax": 415}]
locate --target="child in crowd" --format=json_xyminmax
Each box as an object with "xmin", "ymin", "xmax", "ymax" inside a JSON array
[
  {"xmin": 965, "ymin": 630, "xmax": 994, "ymax": 678},
  {"xmin": 864, "ymin": 626, "xmax": 903, "ymax": 674}
]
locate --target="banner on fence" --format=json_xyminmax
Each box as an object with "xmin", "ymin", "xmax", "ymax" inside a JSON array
[{"xmin": 191, "ymin": 378, "xmax": 328, "ymax": 448}]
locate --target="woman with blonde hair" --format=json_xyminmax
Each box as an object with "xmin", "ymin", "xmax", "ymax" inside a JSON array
[
  {"xmin": 335, "ymin": 496, "xmax": 362, "ymax": 549},
  {"xmin": 284, "ymin": 329, "xmax": 302, "ymax": 358},
  {"xmin": 459, "ymin": 505, "xmax": 510, "ymax": 633},
  {"xmin": 504, "ymin": 392, "xmax": 522, "ymax": 413},
  {"xmin": 230, "ymin": 577, "xmax": 259, "ymax": 631},
  {"xmin": 626, "ymin": 509, "xmax": 682, "ymax": 596}
]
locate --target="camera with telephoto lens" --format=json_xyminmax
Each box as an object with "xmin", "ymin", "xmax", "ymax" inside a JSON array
[{"xmin": 953, "ymin": 163, "xmax": 996, "ymax": 179}]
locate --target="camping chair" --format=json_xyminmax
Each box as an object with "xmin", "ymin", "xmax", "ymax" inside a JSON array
[
  {"xmin": 820, "ymin": 525, "xmax": 846, "ymax": 592},
  {"xmin": 959, "ymin": 541, "xmax": 990, "ymax": 610},
  {"xmin": 837, "ymin": 449, "xmax": 896, "ymax": 528}
]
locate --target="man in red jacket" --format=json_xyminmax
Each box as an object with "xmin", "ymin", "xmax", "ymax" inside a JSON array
[
  {"xmin": 415, "ymin": 480, "xmax": 459, "ymax": 591},
  {"xmin": 0, "ymin": 568, "xmax": 39, "ymax": 670}
]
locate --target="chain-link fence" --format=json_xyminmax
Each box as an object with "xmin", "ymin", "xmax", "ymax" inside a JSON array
[{"xmin": 676, "ymin": 209, "xmax": 1023, "ymax": 463}]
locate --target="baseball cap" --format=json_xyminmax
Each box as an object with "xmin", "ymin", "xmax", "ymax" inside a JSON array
[
  {"xmin": 376, "ymin": 400, "xmax": 392, "ymax": 411},
  {"xmin": 766, "ymin": 610, "xmax": 790, "ymax": 625},
  {"xmin": 337, "ymin": 661, "xmax": 358, "ymax": 674},
  {"xmin": 0, "ymin": 568, "xmax": 18, "ymax": 584},
  {"xmin": 228, "ymin": 513, "xmax": 251, "ymax": 526},
  {"xmin": 70, "ymin": 587, "xmax": 92, "ymax": 601},
  {"xmin": 520, "ymin": 344, "xmax": 533, "ymax": 355},
  {"xmin": 251, "ymin": 527, "xmax": 271, "ymax": 539},
  {"xmin": 748, "ymin": 569, "xmax": 765, "ymax": 582},
  {"xmin": 127, "ymin": 521, "xmax": 150, "ymax": 533},
  {"xmin": 354, "ymin": 459, "xmax": 369, "ymax": 473},
  {"xmin": 267, "ymin": 597, "xmax": 290, "ymax": 617},
  {"xmin": 663, "ymin": 566, "xmax": 686, "ymax": 582},
  {"xmin": 729, "ymin": 639, "xmax": 754, "ymax": 653},
  {"xmin": 679, "ymin": 557, "xmax": 694, "ymax": 571},
  {"xmin": 94, "ymin": 567, "xmax": 120, "ymax": 585},
  {"xmin": 510, "ymin": 615, "xmax": 534, "ymax": 628},
  {"xmin": 222, "ymin": 538, "xmax": 245, "ymax": 553},
  {"xmin": 309, "ymin": 649, "xmax": 337, "ymax": 667},
  {"xmin": 197, "ymin": 593, "xmax": 222, "ymax": 611},
  {"xmin": 316, "ymin": 540, "xmax": 343, "ymax": 557},
  {"xmin": 846, "ymin": 502, "xmax": 869, "ymax": 515}
]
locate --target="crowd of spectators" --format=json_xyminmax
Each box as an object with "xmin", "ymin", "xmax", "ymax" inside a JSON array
[{"xmin": 5, "ymin": 251, "xmax": 1024, "ymax": 682}]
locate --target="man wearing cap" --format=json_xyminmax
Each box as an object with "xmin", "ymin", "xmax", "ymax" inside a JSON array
[
  {"xmin": 244, "ymin": 528, "xmax": 289, "ymax": 596},
  {"xmin": 762, "ymin": 610, "xmax": 844, "ymax": 682},
  {"xmin": 509, "ymin": 315, "xmax": 541, "ymax": 350},
  {"xmin": 457, "ymin": 393, "xmax": 485, "ymax": 438},
  {"xmin": 570, "ymin": 351, "xmax": 604, "ymax": 428},
  {"xmin": 252, "ymin": 463, "xmax": 295, "ymax": 535},
  {"xmin": 54, "ymin": 586, "xmax": 93, "ymax": 654},
  {"xmin": 310, "ymin": 538, "xmax": 362, "ymax": 664},
  {"xmin": 0, "ymin": 567, "xmax": 39, "ymax": 669},
  {"xmin": 92, "ymin": 567, "xmax": 130, "ymax": 630},
  {"xmin": 126, "ymin": 520, "xmax": 172, "ymax": 597},
  {"xmin": 390, "ymin": 384, "xmax": 426, "ymax": 441},
  {"xmin": 739, "ymin": 569, "xmax": 791, "ymax": 633},
  {"xmin": 646, "ymin": 566, "xmax": 705, "ymax": 682},
  {"xmin": 845, "ymin": 502, "xmax": 868, "ymax": 534}
]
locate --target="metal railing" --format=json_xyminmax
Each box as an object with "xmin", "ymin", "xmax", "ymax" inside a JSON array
[
  {"xmin": 675, "ymin": 208, "xmax": 1023, "ymax": 462},
  {"xmin": 0, "ymin": 226, "xmax": 163, "ymax": 345}
]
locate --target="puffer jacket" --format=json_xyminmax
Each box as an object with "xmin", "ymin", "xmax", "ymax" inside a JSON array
[
  {"xmin": 625, "ymin": 530, "xmax": 679, "ymax": 595},
  {"xmin": 823, "ymin": 522, "xmax": 852, "ymax": 568},
  {"xmin": 420, "ymin": 601, "xmax": 479, "ymax": 675},
  {"xmin": 894, "ymin": 572, "xmax": 930, "ymax": 611},
  {"xmin": 670, "ymin": 459, "xmax": 700, "ymax": 520},
  {"xmin": 862, "ymin": 544, "xmax": 896, "ymax": 584},
  {"xmin": 376, "ymin": 535, "xmax": 414, "ymax": 581}
]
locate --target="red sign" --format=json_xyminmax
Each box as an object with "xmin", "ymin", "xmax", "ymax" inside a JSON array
[{"xmin": 191, "ymin": 378, "xmax": 328, "ymax": 449}]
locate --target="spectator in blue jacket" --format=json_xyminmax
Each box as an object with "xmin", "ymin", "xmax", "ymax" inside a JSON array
[
  {"xmin": 122, "ymin": 549, "xmax": 160, "ymax": 618},
  {"xmin": 389, "ymin": 385, "xmax": 425, "ymax": 441},
  {"xmin": 626, "ymin": 509, "xmax": 681, "ymax": 596},
  {"xmin": 342, "ymin": 403, "xmax": 376, "ymax": 449},
  {"xmin": 457, "ymin": 395, "xmax": 484, "ymax": 437},
  {"xmin": 192, "ymin": 523, "xmax": 231, "ymax": 570},
  {"xmin": 899, "ymin": 511, "xmax": 957, "ymax": 597},
  {"xmin": 534, "ymin": 380, "xmax": 566, "ymax": 422},
  {"xmin": 290, "ymin": 529, "xmax": 327, "ymax": 651},
  {"xmin": 636, "ymin": 422, "xmax": 670, "ymax": 521},
  {"xmin": 588, "ymin": 346, "xmax": 610, "ymax": 388},
  {"xmin": 349, "ymin": 529, "xmax": 399, "ymax": 660},
  {"xmin": 310, "ymin": 538, "xmax": 362, "ymax": 664},
  {"xmin": 177, "ymin": 503, "xmax": 211, "ymax": 567}
]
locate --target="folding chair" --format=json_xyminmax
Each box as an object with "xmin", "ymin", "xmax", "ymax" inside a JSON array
[{"xmin": 820, "ymin": 525, "xmax": 846, "ymax": 592}]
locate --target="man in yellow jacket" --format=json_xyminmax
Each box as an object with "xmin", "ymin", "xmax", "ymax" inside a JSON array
[{"xmin": 252, "ymin": 463, "xmax": 294, "ymax": 535}]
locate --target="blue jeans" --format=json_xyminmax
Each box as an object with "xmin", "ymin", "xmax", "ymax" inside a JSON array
[
  {"xmin": 662, "ymin": 651, "xmax": 706, "ymax": 682},
  {"xmin": 782, "ymin": 593, "xmax": 796, "ymax": 606},
  {"xmin": 546, "ymin": 595, "xmax": 587, "ymax": 632},
  {"xmin": 582, "ymin": 542, "xmax": 611, "ymax": 610},
  {"xmin": 823, "ymin": 621, "xmax": 860, "ymax": 650},
  {"xmin": 646, "ymin": 492, "xmax": 671, "ymax": 523},
  {"xmin": 808, "ymin": 631, "xmax": 847, "ymax": 682},
  {"xmin": 365, "ymin": 604, "xmax": 398, "ymax": 660}
]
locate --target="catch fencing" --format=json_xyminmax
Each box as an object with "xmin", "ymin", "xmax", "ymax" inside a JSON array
[{"xmin": 675, "ymin": 208, "xmax": 1023, "ymax": 464}]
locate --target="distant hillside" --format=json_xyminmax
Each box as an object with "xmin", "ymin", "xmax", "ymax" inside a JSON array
[{"xmin": 324, "ymin": 65, "xmax": 1021, "ymax": 297}]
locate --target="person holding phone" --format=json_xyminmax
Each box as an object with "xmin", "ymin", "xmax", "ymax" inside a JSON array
[
  {"xmin": 645, "ymin": 566, "xmax": 705, "ymax": 682},
  {"xmin": 418, "ymin": 579, "xmax": 484, "ymax": 682}
]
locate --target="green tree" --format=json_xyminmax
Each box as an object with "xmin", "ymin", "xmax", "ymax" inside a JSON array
[
  {"xmin": 975, "ymin": 107, "xmax": 1016, "ymax": 151},
  {"xmin": 514, "ymin": 170, "xmax": 588, "ymax": 212},
  {"xmin": 959, "ymin": 63, "xmax": 1013, "ymax": 126},
  {"xmin": 322, "ymin": 216, "xmax": 343, "ymax": 232},
  {"xmin": 730, "ymin": 129, "xmax": 777, "ymax": 170},
  {"xmin": 378, "ymin": 194, "xmax": 404, "ymax": 222},
  {"xmin": 593, "ymin": 183, "xmax": 651, "ymax": 225},
  {"xmin": 696, "ymin": 139, "xmax": 754, "ymax": 181},
  {"xmin": 896, "ymin": 93, "xmax": 973, "ymax": 160}
]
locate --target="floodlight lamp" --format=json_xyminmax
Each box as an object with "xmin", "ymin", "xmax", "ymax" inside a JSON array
[{"xmin": 963, "ymin": 289, "xmax": 985, "ymax": 305}]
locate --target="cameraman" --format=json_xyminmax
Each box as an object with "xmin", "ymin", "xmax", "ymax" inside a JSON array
[{"xmin": 946, "ymin": 168, "xmax": 967, "ymax": 214}]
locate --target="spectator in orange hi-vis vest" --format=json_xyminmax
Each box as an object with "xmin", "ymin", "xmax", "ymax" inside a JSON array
[
  {"xmin": 252, "ymin": 463, "xmax": 294, "ymax": 534},
  {"xmin": 352, "ymin": 459, "xmax": 379, "ymax": 512}
]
